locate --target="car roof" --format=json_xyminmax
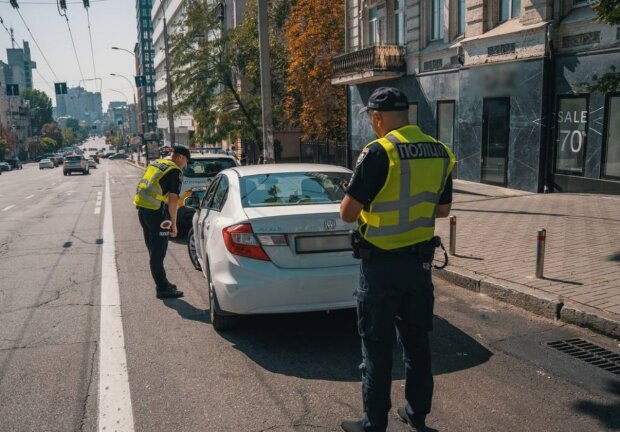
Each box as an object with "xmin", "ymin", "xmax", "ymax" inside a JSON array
[
  {"xmin": 228, "ymin": 163, "xmax": 351, "ymax": 177},
  {"xmin": 189, "ymin": 153, "xmax": 236, "ymax": 160}
]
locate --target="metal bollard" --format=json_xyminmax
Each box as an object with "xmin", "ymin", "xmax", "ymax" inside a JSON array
[
  {"xmin": 449, "ymin": 216, "xmax": 457, "ymax": 256},
  {"xmin": 536, "ymin": 228, "xmax": 546, "ymax": 278}
]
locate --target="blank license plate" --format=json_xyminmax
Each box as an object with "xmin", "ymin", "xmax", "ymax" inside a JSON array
[{"xmin": 295, "ymin": 234, "xmax": 352, "ymax": 254}]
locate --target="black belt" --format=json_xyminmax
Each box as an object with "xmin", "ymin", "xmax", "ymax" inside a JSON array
[{"xmin": 368, "ymin": 242, "xmax": 425, "ymax": 255}]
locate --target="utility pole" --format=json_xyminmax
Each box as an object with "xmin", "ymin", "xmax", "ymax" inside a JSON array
[
  {"xmin": 257, "ymin": 0, "xmax": 274, "ymax": 163},
  {"xmin": 163, "ymin": 16, "xmax": 176, "ymax": 147}
]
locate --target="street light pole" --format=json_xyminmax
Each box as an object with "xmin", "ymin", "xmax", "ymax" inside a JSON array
[
  {"xmin": 257, "ymin": 0, "xmax": 274, "ymax": 163},
  {"xmin": 163, "ymin": 16, "xmax": 176, "ymax": 147},
  {"xmin": 111, "ymin": 46, "xmax": 149, "ymax": 134},
  {"xmin": 110, "ymin": 73, "xmax": 137, "ymax": 134}
]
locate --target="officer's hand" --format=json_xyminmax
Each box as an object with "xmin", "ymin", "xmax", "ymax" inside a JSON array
[{"xmin": 170, "ymin": 225, "xmax": 178, "ymax": 238}]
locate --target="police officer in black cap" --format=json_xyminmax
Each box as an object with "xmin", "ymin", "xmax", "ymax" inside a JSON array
[
  {"xmin": 339, "ymin": 87, "xmax": 456, "ymax": 432},
  {"xmin": 133, "ymin": 145, "xmax": 191, "ymax": 298}
]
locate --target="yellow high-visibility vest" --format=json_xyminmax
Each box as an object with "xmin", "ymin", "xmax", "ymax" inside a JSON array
[
  {"xmin": 133, "ymin": 159, "xmax": 182, "ymax": 210},
  {"xmin": 359, "ymin": 125, "xmax": 456, "ymax": 250}
]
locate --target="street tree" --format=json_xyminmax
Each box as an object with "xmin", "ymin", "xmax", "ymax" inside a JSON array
[
  {"xmin": 41, "ymin": 123, "xmax": 64, "ymax": 148},
  {"xmin": 284, "ymin": 0, "xmax": 346, "ymax": 141},
  {"xmin": 40, "ymin": 137, "xmax": 58, "ymax": 153},
  {"xmin": 0, "ymin": 137, "xmax": 7, "ymax": 160},
  {"xmin": 21, "ymin": 88, "xmax": 53, "ymax": 135},
  {"xmin": 583, "ymin": 0, "xmax": 620, "ymax": 92}
]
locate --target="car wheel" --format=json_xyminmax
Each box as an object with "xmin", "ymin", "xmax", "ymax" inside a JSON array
[
  {"xmin": 63, "ymin": 171, "xmax": 67, "ymax": 176},
  {"xmin": 207, "ymin": 263, "xmax": 236, "ymax": 331},
  {"xmin": 187, "ymin": 228, "xmax": 202, "ymax": 271}
]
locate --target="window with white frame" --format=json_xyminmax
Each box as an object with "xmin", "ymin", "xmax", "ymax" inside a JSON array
[
  {"xmin": 368, "ymin": 7, "xmax": 379, "ymax": 45},
  {"xmin": 500, "ymin": 0, "xmax": 521, "ymax": 21},
  {"xmin": 431, "ymin": 0, "xmax": 444, "ymax": 40},
  {"xmin": 394, "ymin": 0, "xmax": 405, "ymax": 45}
]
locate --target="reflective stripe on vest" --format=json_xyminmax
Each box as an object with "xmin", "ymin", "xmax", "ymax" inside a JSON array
[
  {"xmin": 360, "ymin": 126, "xmax": 456, "ymax": 249},
  {"xmin": 133, "ymin": 159, "xmax": 181, "ymax": 210}
]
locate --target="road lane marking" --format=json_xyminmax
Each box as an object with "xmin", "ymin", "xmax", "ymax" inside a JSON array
[
  {"xmin": 26, "ymin": 194, "xmax": 34, "ymax": 200},
  {"xmin": 2, "ymin": 205, "xmax": 15, "ymax": 212},
  {"xmin": 98, "ymin": 170, "xmax": 135, "ymax": 431}
]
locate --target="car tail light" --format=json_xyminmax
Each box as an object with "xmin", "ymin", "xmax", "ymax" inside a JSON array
[{"xmin": 222, "ymin": 224, "xmax": 270, "ymax": 261}]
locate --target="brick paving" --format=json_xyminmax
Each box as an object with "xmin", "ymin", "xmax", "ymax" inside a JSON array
[{"xmin": 434, "ymin": 180, "xmax": 620, "ymax": 318}]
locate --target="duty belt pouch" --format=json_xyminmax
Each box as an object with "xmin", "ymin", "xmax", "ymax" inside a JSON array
[
  {"xmin": 349, "ymin": 230, "xmax": 371, "ymax": 260},
  {"xmin": 417, "ymin": 241, "xmax": 435, "ymax": 263}
]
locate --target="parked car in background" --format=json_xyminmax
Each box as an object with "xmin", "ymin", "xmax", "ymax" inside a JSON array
[
  {"xmin": 108, "ymin": 153, "xmax": 128, "ymax": 160},
  {"xmin": 86, "ymin": 158, "xmax": 97, "ymax": 169},
  {"xmin": 188, "ymin": 164, "xmax": 358, "ymax": 331},
  {"xmin": 6, "ymin": 157, "xmax": 23, "ymax": 170},
  {"xmin": 39, "ymin": 159, "xmax": 54, "ymax": 169},
  {"xmin": 63, "ymin": 155, "xmax": 89, "ymax": 175},
  {"xmin": 0, "ymin": 162, "xmax": 11, "ymax": 172},
  {"xmin": 180, "ymin": 153, "xmax": 238, "ymax": 195}
]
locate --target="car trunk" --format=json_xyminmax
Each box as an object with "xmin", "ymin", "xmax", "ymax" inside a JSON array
[{"xmin": 243, "ymin": 205, "xmax": 358, "ymax": 269}]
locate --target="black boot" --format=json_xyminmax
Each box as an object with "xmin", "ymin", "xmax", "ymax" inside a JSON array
[
  {"xmin": 340, "ymin": 420, "xmax": 365, "ymax": 432},
  {"xmin": 156, "ymin": 282, "xmax": 184, "ymax": 299},
  {"xmin": 396, "ymin": 407, "xmax": 428, "ymax": 432}
]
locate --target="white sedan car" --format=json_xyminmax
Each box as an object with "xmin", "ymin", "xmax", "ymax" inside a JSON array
[{"xmin": 188, "ymin": 164, "xmax": 358, "ymax": 330}]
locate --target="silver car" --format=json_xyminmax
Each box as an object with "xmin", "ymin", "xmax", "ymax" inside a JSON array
[{"xmin": 39, "ymin": 159, "xmax": 54, "ymax": 169}]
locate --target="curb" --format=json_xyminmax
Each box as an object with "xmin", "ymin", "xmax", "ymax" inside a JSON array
[
  {"xmin": 433, "ymin": 267, "xmax": 620, "ymax": 339},
  {"xmin": 126, "ymin": 159, "xmax": 145, "ymax": 169}
]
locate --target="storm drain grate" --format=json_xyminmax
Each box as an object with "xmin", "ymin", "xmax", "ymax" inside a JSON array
[{"xmin": 547, "ymin": 338, "xmax": 620, "ymax": 375}]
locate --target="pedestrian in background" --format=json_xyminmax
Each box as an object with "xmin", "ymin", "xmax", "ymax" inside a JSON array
[
  {"xmin": 339, "ymin": 87, "xmax": 455, "ymax": 432},
  {"xmin": 133, "ymin": 145, "xmax": 191, "ymax": 299}
]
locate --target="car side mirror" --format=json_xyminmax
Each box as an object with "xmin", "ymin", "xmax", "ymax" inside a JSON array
[{"xmin": 184, "ymin": 196, "xmax": 200, "ymax": 209}]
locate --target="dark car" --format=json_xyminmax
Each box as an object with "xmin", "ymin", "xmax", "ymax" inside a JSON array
[
  {"xmin": 0, "ymin": 162, "xmax": 10, "ymax": 172},
  {"xmin": 108, "ymin": 153, "xmax": 129, "ymax": 160},
  {"xmin": 6, "ymin": 157, "xmax": 23, "ymax": 170}
]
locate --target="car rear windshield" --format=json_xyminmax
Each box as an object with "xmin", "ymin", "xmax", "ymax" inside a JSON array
[
  {"xmin": 240, "ymin": 172, "xmax": 350, "ymax": 207},
  {"xmin": 65, "ymin": 156, "xmax": 81, "ymax": 162},
  {"xmin": 183, "ymin": 158, "xmax": 236, "ymax": 178}
]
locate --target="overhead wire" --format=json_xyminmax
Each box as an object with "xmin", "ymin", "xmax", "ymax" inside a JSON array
[
  {"xmin": 13, "ymin": 8, "xmax": 60, "ymax": 81},
  {"xmin": 56, "ymin": 2, "xmax": 86, "ymax": 88},
  {"xmin": 0, "ymin": 15, "xmax": 54, "ymax": 92},
  {"xmin": 84, "ymin": 6, "xmax": 100, "ymax": 93}
]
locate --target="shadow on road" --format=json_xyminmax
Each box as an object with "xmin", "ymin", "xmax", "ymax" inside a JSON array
[
  {"xmin": 162, "ymin": 298, "xmax": 210, "ymax": 324},
  {"xmin": 573, "ymin": 379, "xmax": 620, "ymax": 430},
  {"xmin": 207, "ymin": 310, "xmax": 493, "ymax": 382}
]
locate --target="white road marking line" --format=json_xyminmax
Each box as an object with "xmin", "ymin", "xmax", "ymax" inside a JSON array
[
  {"xmin": 2, "ymin": 205, "xmax": 15, "ymax": 212},
  {"xmin": 26, "ymin": 194, "xmax": 34, "ymax": 200},
  {"xmin": 98, "ymin": 170, "xmax": 135, "ymax": 432}
]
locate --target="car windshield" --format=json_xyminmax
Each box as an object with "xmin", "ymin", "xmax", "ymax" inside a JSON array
[
  {"xmin": 183, "ymin": 158, "xmax": 236, "ymax": 178},
  {"xmin": 240, "ymin": 172, "xmax": 350, "ymax": 207}
]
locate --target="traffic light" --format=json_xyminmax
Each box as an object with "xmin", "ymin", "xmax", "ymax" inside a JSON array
[
  {"xmin": 6, "ymin": 84, "xmax": 19, "ymax": 96},
  {"xmin": 134, "ymin": 75, "xmax": 147, "ymax": 87},
  {"xmin": 59, "ymin": 0, "xmax": 67, "ymax": 10},
  {"xmin": 9, "ymin": 0, "xmax": 18, "ymax": 9},
  {"xmin": 54, "ymin": 82, "xmax": 68, "ymax": 95}
]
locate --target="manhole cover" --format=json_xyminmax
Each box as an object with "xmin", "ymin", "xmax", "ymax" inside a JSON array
[{"xmin": 547, "ymin": 338, "xmax": 620, "ymax": 375}]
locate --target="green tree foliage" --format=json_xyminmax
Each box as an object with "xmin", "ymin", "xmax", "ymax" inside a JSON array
[
  {"xmin": 40, "ymin": 137, "xmax": 58, "ymax": 152},
  {"xmin": 584, "ymin": 0, "xmax": 620, "ymax": 93},
  {"xmin": 21, "ymin": 88, "xmax": 53, "ymax": 135},
  {"xmin": 41, "ymin": 123, "xmax": 63, "ymax": 147},
  {"xmin": 169, "ymin": 0, "xmax": 292, "ymax": 149}
]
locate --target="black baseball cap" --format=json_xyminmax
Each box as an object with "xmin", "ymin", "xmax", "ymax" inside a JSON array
[
  {"xmin": 361, "ymin": 87, "xmax": 409, "ymax": 112},
  {"xmin": 172, "ymin": 145, "xmax": 191, "ymax": 162}
]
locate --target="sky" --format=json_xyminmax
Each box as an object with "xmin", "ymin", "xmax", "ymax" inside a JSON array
[{"xmin": 0, "ymin": 0, "xmax": 139, "ymax": 110}]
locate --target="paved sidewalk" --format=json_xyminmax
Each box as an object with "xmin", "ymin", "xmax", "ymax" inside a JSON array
[{"xmin": 434, "ymin": 180, "xmax": 620, "ymax": 337}]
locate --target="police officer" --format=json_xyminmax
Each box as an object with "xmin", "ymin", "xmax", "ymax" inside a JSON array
[
  {"xmin": 133, "ymin": 145, "xmax": 191, "ymax": 299},
  {"xmin": 339, "ymin": 87, "xmax": 455, "ymax": 432}
]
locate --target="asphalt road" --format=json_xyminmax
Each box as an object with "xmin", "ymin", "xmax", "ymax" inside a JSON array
[{"xmin": 0, "ymin": 142, "xmax": 618, "ymax": 431}]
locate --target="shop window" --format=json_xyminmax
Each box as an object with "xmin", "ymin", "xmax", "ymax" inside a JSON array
[
  {"xmin": 500, "ymin": 0, "xmax": 521, "ymax": 21},
  {"xmin": 603, "ymin": 95, "xmax": 620, "ymax": 179},
  {"xmin": 437, "ymin": 101, "xmax": 455, "ymax": 149},
  {"xmin": 431, "ymin": 0, "xmax": 444, "ymax": 40},
  {"xmin": 555, "ymin": 96, "xmax": 588, "ymax": 176},
  {"xmin": 394, "ymin": 0, "xmax": 405, "ymax": 45},
  {"xmin": 408, "ymin": 103, "xmax": 418, "ymax": 125}
]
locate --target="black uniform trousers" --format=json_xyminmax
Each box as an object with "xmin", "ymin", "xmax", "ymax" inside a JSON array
[
  {"xmin": 357, "ymin": 251, "xmax": 434, "ymax": 432},
  {"xmin": 138, "ymin": 206, "xmax": 171, "ymax": 290}
]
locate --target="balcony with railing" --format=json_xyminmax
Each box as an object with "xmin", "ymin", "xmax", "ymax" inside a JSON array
[{"xmin": 331, "ymin": 45, "xmax": 406, "ymax": 85}]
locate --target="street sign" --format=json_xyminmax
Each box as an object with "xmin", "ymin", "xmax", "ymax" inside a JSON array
[
  {"xmin": 135, "ymin": 75, "xmax": 147, "ymax": 87},
  {"xmin": 6, "ymin": 84, "xmax": 19, "ymax": 96},
  {"xmin": 54, "ymin": 82, "xmax": 68, "ymax": 95}
]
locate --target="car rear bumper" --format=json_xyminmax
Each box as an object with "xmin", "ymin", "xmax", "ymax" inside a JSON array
[{"xmin": 211, "ymin": 257, "xmax": 359, "ymax": 314}]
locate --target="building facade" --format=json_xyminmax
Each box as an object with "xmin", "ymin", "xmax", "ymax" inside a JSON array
[
  {"xmin": 333, "ymin": 0, "xmax": 620, "ymax": 194},
  {"xmin": 1, "ymin": 41, "xmax": 37, "ymax": 92},
  {"xmin": 136, "ymin": 0, "xmax": 158, "ymax": 134},
  {"xmin": 0, "ymin": 95, "xmax": 31, "ymax": 158},
  {"xmin": 55, "ymin": 86, "xmax": 103, "ymax": 124}
]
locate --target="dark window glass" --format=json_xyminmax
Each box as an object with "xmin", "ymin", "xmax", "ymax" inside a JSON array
[
  {"xmin": 437, "ymin": 101, "xmax": 455, "ymax": 149},
  {"xmin": 210, "ymin": 176, "xmax": 229, "ymax": 211},
  {"xmin": 555, "ymin": 97, "xmax": 588, "ymax": 175},
  {"xmin": 183, "ymin": 158, "xmax": 237, "ymax": 178},
  {"xmin": 603, "ymin": 95, "xmax": 620, "ymax": 179},
  {"xmin": 201, "ymin": 176, "xmax": 220, "ymax": 209}
]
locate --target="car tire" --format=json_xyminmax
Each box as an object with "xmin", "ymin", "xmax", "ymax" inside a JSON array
[
  {"xmin": 187, "ymin": 228, "xmax": 202, "ymax": 271},
  {"xmin": 207, "ymin": 262, "xmax": 236, "ymax": 332},
  {"xmin": 63, "ymin": 171, "xmax": 68, "ymax": 176}
]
